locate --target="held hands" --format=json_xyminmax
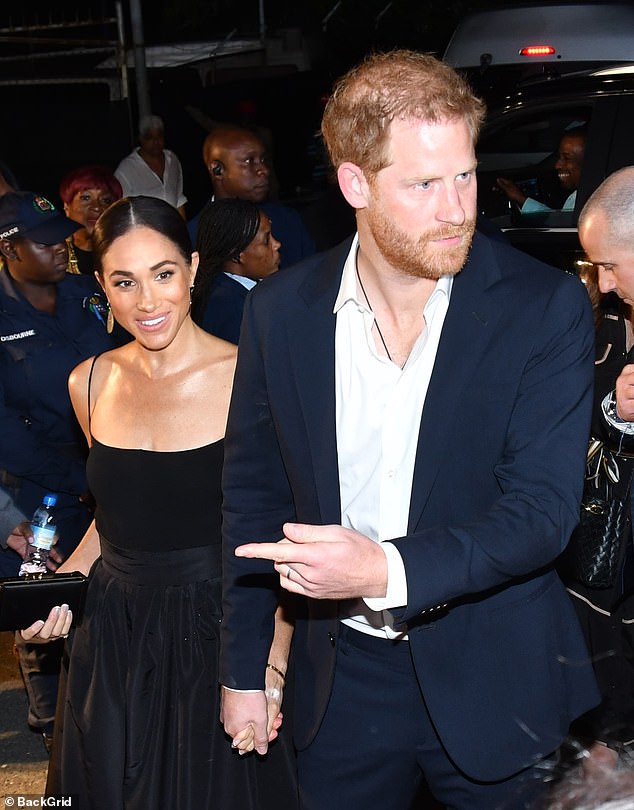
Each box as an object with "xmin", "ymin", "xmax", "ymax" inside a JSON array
[
  {"xmin": 220, "ymin": 666, "xmax": 286, "ymax": 756},
  {"xmin": 20, "ymin": 604, "xmax": 72, "ymax": 643},
  {"xmin": 236, "ymin": 522, "xmax": 388, "ymax": 599},
  {"xmin": 7, "ymin": 521, "xmax": 63, "ymax": 570},
  {"xmin": 221, "ymin": 688, "xmax": 271, "ymax": 756},
  {"xmin": 615, "ymin": 365, "xmax": 634, "ymax": 422}
]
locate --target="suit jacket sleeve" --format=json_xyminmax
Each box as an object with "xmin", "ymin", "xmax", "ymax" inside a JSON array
[{"xmin": 220, "ymin": 291, "xmax": 297, "ymax": 690}]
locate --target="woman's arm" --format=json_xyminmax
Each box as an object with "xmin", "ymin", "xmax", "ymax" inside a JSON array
[
  {"xmin": 56, "ymin": 519, "xmax": 99, "ymax": 576},
  {"xmin": 68, "ymin": 356, "xmax": 94, "ymax": 446},
  {"xmin": 264, "ymin": 593, "xmax": 295, "ymax": 740}
]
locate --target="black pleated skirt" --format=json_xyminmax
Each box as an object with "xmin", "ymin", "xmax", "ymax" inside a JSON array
[{"xmin": 46, "ymin": 538, "xmax": 298, "ymax": 810}]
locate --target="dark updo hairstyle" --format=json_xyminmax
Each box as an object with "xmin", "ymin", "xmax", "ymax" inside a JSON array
[
  {"xmin": 191, "ymin": 198, "xmax": 260, "ymax": 323},
  {"xmin": 92, "ymin": 195, "xmax": 193, "ymax": 277}
]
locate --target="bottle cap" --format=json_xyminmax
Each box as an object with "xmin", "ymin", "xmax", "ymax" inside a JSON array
[{"xmin": 43, "ymin": 494, "xmax": 57, "ymax": 507}]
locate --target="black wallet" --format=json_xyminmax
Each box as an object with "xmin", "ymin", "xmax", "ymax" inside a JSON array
[{"xmin": 0, "ymin": 572, "xmax": 88, "ymax": 632}]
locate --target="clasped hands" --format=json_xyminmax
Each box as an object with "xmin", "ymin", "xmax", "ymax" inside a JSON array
[
  {"xmin": 235, "ymin": 522, "xmax": 388, "ymax": 600},
  {"xmin": 221, "ymin": 668, "xmax": 285, "ymax": 756}
]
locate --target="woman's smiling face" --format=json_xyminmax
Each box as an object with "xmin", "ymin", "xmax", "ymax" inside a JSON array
[{"xmin": 99, "ymin": 225, "xmax": 198, "ymax": 348}]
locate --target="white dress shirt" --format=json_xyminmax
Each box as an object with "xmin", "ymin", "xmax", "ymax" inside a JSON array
[
  {"xmin": 335, "ymin": 234, "xmax": 452, "ymax": 639},
  {"xmin": 225, "ymin": 273, "xmax": 257, "ymax": 291},
  {"xmin": 115, "ymin": 148, "xmax": 187, "ymax": 209}
]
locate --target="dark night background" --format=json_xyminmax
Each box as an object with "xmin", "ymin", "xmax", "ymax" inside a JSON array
[{"xmin": 0, "ymin": 0, "xmax": 610, "ymax": 214}]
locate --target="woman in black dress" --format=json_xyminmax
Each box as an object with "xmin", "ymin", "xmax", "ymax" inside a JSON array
[{"xmin": 22, "ymin": 196, "xmax": 297, "ymax": 809}]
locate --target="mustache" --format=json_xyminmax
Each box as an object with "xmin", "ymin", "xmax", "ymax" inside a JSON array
[{"xmin": 424, "ymin": 220, "xmax": 476, "ymax": 241}]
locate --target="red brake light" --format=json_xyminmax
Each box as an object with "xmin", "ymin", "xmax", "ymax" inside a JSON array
[{"xmin": 519, "ymin": 45, "xmax": 556, "ymax": 57}]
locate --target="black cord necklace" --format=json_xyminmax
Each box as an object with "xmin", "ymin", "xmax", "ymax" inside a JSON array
[{"xmin": 355, "ymin": 263, "xmax": 394, "ymax": 364}]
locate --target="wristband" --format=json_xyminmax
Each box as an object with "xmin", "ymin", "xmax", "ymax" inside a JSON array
[{"xmin": 266, "ymin": 662, "xmax": 286, "ymax": 684}]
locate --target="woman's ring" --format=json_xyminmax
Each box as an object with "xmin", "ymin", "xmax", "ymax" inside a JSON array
[{"xmin": 286, "ymin": 565, "xmax": 293, "ymax": 580}]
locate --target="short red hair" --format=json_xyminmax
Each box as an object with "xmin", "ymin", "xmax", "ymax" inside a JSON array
[{"xmin": 59, "ymin": 165, "xmax": 122, "ymax": 205}]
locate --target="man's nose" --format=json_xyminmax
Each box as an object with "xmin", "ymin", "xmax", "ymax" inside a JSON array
[
  {"xmin": 437, "ymin": 185, "xmax": 466, "ymax": 226},
  {"xmin": 597, "ymin": 267, "xmax": 616, "ymax": 294}
]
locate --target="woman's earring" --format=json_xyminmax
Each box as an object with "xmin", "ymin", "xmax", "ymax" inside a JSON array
[
  {"xmin": 189, "ymin": 286, "xmax": 194, "ymax": 306},
  {"xmin": 106, "ymin": 306, "xmax": 114, "ymax": 335}
]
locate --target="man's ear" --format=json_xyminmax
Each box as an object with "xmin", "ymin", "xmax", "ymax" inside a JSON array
[
  {"xmin": 0, "ymin": 239, "xmax": 17, "ymax": 260},
  {"xmin": 210, "ymin": 160, "xmax": 223, "ymax": 178},
  {"xmin": 337, "ymin": 162, "xmax": 371, "ymax": 210}
]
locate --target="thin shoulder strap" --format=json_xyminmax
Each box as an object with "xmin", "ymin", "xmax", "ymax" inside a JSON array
[{"xmin": 87, "ymin": 354, "xmax": 102, "ymax": 433}]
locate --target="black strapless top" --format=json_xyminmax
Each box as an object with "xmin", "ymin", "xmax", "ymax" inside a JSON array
[{"xmin": 87, "ymin": 438, "xmax": 224, "ymax": 552}]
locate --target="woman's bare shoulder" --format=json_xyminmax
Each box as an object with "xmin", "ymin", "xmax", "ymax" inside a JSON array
[
  {"xmin": 69, "ymin": 346, "xmax": 126, "ymax": 390},
  {"xmin": 197, "ymin": 330, "xmax": 238, "ymax": 368}
]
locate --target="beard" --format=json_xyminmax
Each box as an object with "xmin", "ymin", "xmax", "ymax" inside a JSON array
[{"xmin": 366, "ymin": 202, "xmax": 476, "ymax": 280}]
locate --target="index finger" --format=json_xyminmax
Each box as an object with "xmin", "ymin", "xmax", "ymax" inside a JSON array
[{"xmin": 235, "ymin": 541, "xmax": 296, "ymax": 562}]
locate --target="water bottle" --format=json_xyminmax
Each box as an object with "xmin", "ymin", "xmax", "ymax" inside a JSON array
[{"xmin": 19, "ymin": 493, "xmax": 58, "ymax": 577}]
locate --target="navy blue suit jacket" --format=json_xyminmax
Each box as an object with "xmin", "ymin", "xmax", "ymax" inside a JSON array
[
  {"xmin": 221, "ymin": 232, "xmax": 600, "ymax": 781},
  {"xmin": 197, "ymin": 273, "xmax": 248, "ymax": 345}
]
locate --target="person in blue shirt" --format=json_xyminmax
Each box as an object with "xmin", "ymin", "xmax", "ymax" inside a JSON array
[
  {"xmin": 192, "ymin": 198, "xmax": 281, "ymax": 344},
  {"xmin": 0, "ymin": 190, "xmax": 118, "ymax": 751},
  {"xmin": 496, "ymin": 126, "xmax": 586, "ymax": 215},
  {"xmin": 188, "ymin": 124, "xmax": 315, "ymax": 270}
]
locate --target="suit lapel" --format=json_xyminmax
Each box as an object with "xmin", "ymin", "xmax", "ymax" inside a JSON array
[
  {"xmin": 281, "ymin": 234, "xmax": 505, "ymax": 531},
  {"xmin": 287, "ymin": 240, "xmax": 352, "ymax": 524},
  {"xmin": 408, "ymin": 233, "xmax": 504, "ymax": 531}
]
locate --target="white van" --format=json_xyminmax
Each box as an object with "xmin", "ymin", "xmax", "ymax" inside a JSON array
[
  {"xmin": 444, "ymin": 3, "xmax": 634, "ymax": 73},
  {"xmin": 442, "ymin": 4, "xmax": 634, "ymax": 273}
]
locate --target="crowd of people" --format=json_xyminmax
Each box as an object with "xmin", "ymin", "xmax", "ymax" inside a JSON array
[{"xmin": 1, "ymin": 47, "xmax": 634, "ymax": 810}]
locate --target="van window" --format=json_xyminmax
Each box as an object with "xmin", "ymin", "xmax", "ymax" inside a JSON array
[{"xmin": 477, "ymin": 107, "xmax": 592, "ymax": 227}]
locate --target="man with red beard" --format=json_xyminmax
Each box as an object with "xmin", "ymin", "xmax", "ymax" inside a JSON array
[{"xmin": 220, "ymin": 51, "xmax": 598, "ymax": 810}]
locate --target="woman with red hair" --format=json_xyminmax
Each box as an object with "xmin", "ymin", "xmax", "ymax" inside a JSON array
[{"xmin": 59, "ymin": 165, "xmax": 122, "ymax": 274}]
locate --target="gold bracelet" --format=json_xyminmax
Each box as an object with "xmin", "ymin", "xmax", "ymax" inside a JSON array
[{"xmin": 266, "ymin": 663, "xmax": 286, "ymax": 684}]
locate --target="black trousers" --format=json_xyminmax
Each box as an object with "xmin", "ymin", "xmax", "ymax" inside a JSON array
[{"xmin": 297, "ymin": 624, "xmax": 549, "ymax": 810}]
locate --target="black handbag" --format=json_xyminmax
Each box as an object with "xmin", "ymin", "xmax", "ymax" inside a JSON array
[
  {"xmin": 0, "ymin": 571, "xmax": 87, "ymax": 631},
  {"xmin": 565, "ymin": 439, "xmax": 634, "ymax": 588}
]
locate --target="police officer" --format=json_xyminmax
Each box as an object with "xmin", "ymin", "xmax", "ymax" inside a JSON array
[{"xmin": 0, "ymin": 191, "xmax": 118, "ymax": 751}]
